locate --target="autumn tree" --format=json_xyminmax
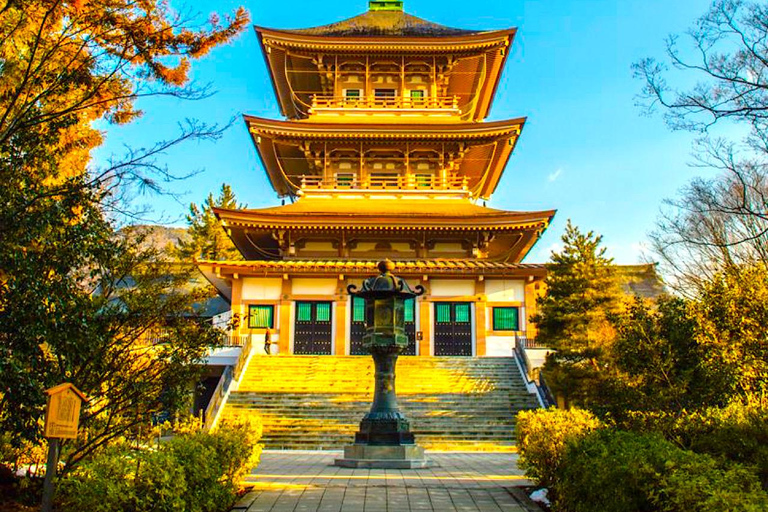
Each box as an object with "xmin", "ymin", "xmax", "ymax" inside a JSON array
[
  {"xmin": 692, "ymin": 264, "xmax": 768, "ymax": 401},
  {"xmin": 635, "ymin": 0, "xmax": 768, "ymax": 292},
  {"xmin": 532, "ymin": 221, "xmax": 625, "ymax": 406},
  {"xmin": 177, "ymin": 184, "xmax": 244, "ymax": 261},
  {"xmin": 0, "ymin": 0, "xmax": 249, "ymax": 472}
]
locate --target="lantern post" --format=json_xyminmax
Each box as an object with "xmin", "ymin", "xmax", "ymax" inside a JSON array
[{"xmin": 335, "ymin": 260, "xmax": 429, "ymax": 468}]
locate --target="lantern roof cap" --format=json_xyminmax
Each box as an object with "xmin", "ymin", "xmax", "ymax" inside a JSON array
[{"xmin": 349, "ymin": 260, "xmax": 425, "ymax": 298}]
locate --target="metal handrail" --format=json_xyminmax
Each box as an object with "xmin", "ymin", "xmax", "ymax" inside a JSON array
[
  {"xmin": 515, "ymin": 332, "xmax": 549, "ymax": 350},
  {"xmin": 311, "ymin": 94, "xmax": 460, "ymax": 111},
  {"xmin": 143, "ymin": 330, "xmax": 248, "ymax": 348}
]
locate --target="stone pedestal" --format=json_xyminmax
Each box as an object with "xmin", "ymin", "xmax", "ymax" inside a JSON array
[
  {"xmin": 334, "ymin": 348, "xmax": 429, "ymax": 468},
  {"xmin": 335, "ymin": 444, "xmax": 429, "ymax": 469}
]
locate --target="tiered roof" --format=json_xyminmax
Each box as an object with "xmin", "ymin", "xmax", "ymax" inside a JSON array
[
  {"xmin": 215, "ymin": 198, "xmax": 553, "ymax": 232},
  {"xmin": 256, "ymin": 6, "xmax": 515, "ymax": 121},
  {"xmin": 245, "ymin": 116, "xmax": 525, "ymax": 198}
]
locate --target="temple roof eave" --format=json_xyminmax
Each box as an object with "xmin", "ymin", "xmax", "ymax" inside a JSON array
[
  {"xmin": 198, "ymin": 259, "xmax": 547, "ymax": 278},
  {"xmin": 243, "ymin": 115, "xmax": 526, "ymax": 139},
  {"xmin": 254, "ymin": 26, "xmax": 516, "ymax": 50},
  {"xmin": 213, "ymin": 204, "xmax": 556, "ymax": 233}
]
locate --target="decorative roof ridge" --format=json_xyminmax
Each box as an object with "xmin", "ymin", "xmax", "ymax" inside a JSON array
[
  {"xmin": 197, "ymin": 258, "xmax": 548, "ymax": 269},
  {"xmin": 252, "ymin": 10, "xmax": 515, "ymax": 40}
]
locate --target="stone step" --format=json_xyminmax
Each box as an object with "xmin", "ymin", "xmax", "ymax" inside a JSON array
[{"xmin": 217, "ymin": 355, "xmax": 538, "ymax": 451}]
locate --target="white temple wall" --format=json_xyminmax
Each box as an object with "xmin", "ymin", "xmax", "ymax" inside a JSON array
[
  {"xmin": 485, "ymin": 335, "xmax": 515, "ymax": 357},
  {"xmin": 484, "ymin": 279, "xmax": 525, "ymax": 302},
  {"xmin": 291, "ymin": 278, "xmax": 338, "ymax": 296},
  {"xmin": 429, "ymin": 279, "xmax": 475, "ymax": 297},
  {"xmin": 241, "ymin": 278, "xmax": 283, "ymax": 300}
]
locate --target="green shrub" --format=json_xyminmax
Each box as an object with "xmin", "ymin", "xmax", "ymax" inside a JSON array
[
  {"xmin": 58, "ymin": 444, "xmax": 146, "ymax": 512},
  {"xmin": 515, "ymin": 407, "xmax": 602, "ymax": 488},
  {"xmin": 622, "ymin": 399, "xmax": 768, "ymax": 486},
  {"xmin": 671, "ymin": 400, "xmax": 768, "ymax": 487},
  {"xmin": 58, "ymin": 417, "xmax": 262, "ymax": 512},
  {"xmin": 555, "ymin": 429, "xmax": 768, "ymax": 512},
  {"xmin": 657, "ymin": 454, "xmax": 768, "ymax": 512},
  {"xmin": 166, "ymin": 418, "xmax": 262, "ymax": 512}
]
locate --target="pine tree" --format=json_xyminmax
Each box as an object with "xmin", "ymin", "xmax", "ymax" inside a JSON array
[
  {"xmin": 177, "ymin": 184, "xmax": 244, "ymax": 261},
  {"xmin": 531, "ymin": 220, "xmax": 624, "ymax": 406}
]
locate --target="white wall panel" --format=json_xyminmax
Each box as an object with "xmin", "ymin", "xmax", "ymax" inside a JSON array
[
  {"xmin": 485, "ymin": 280, "xmax": 525, "ymax": 302},
  {"xmin": 429, "ymin": 279, "xmax": 475, "ymax": 297},
  {"xmin": 241, "ymin": 278, "xmax": 283, "ymax": 300}
]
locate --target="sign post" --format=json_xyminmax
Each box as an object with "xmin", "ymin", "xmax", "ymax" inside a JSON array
[{"xmin": 41, "ymin": 383, "xmax": 86, "ymax": 512}]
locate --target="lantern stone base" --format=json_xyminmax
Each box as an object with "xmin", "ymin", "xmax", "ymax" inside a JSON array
[{"xmin": 334, "ymin": 444, "xmax": 430, "ymax": 469}]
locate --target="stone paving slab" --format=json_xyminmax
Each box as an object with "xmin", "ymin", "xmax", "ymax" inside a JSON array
[{"xmin": 233, "ymin": 451, "xmax": 541, "ymax": 512}]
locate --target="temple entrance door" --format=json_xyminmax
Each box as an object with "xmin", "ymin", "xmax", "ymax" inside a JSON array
[
  {"xmin": 403, "ymin": 298, "xmax": 417, "ymax": 356},
  {"xmin": 350, "ymin": 297, "xmax": 367, "ymax": 355},
  {"xmin": 294, "ymin": 301, "xmax": 333, "ymax": 355},
  {"xmin": 433, "ymin": 302, "xmax": 473, "ymax": 356},
  {"xmin": 350, "ymin": 297, "xmax": 417, "ymax": 355}
]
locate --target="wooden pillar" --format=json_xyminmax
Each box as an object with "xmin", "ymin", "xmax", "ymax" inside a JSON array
[
  {"xmin": 474, "ymin": 279, "xmax": 487, "ymax": 357},
  {"xmin": 231, "ymin": 279, "xmax": 244, "ymax": 335},
  {"xmin": 418, "ymin": 295, "xmax": 431, "ymax": 357},
  {"xmin": 524, "ymin": 278, "xmax": 543, "ymax": 338},
  {"xmin": 278, "ymin": 277, "xmax": 292, "ymax": 355},
  {"xmin": 335, "ymin": 299, "xmax": 348, "ymax": 356}
]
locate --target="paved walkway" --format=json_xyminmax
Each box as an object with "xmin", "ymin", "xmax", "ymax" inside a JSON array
[{"xmin": 232, "ymin": 451, "xmax": 540, "ymax": 512}]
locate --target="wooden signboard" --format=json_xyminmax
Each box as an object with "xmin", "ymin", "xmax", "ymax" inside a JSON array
[{"xmin": 43, "ymin": 383, "xmax": 86, "ymax": 440}]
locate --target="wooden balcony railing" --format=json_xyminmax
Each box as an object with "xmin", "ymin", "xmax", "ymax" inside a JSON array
[
  {"xmin": 311, "ymin": 95, "xmax": 460, "ymax": 112},
  {"xmin": 299, "ymin": 174, "xmax": 469, "ymax": 191}
]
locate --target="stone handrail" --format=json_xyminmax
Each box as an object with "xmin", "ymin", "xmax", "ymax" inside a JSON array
[{"xmin": 204, "ymin": 365, "xmax": 233, "ymax": 430}]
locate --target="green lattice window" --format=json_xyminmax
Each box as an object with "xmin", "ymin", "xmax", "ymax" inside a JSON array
[
  {"xmin": 316, "ymin": 303, "xmax": 331, "ymax": 322},
  {"xmin": 455, "ymin": 304, "xmax": 471, "ymax": 323},
  {"xmin": 404, "ymin": 298, "xmax": 414, "ymax": 323},
  {"xmin": 353, "ymin": 297, "xmax": 365, "ymax": 323},
  {"xmin": 435, "ymin": 303, "xmax": 451, "ymax": 324},
  {"xmin": 248, "ymin": 305, "xmax": 274, "ymax": 329},
  {"xmin": 297, "ymin": 303, "xmax": 312, "ymax": 322},
  {"xmin": 410, "ymin": 89, "xmax": 425, "ymax": 99},
  {"xmin": 493, "ymin": 307, "xmax": 520, "ymax": 331}
]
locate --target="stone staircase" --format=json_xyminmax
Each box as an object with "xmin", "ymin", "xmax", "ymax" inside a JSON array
[{"xmin": 218, "ymin": 355, "xmax": 539, "ymax": 451}]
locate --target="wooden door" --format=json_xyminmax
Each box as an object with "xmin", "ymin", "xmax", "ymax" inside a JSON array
[
  {"xmin": 294, "ymin": 301, "xmax": 333, "ymax": 355},
  {"xmin": 350, "ymin": 297, "xmax": 367, "ymax": 355},
  {"xmin": 433, "ymin": 302, "xmax": 473, "ymax": 356}
]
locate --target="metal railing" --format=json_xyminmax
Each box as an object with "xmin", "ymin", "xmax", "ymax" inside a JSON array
[
  {"xmin": 143, "ymin": 330, "xmax": 248, "ymax": 348},
  {"xmin": 311, "ymin": 94, "xmax": 460, "ymax": 111},
  {"xmin": 515, "ymin": 332, "xmax": 549, "ymax": 350},
  {"xmin": 299, "ymin": 174, "xmax": 469, "ymax": 191},
  {"xmin": 220, "ymin": 335, "xmax": 249, "ymax": 348}
]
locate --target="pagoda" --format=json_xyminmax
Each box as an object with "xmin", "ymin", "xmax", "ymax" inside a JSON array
[{"xmin": 198, "ymin": 0, "xmax": 556, "ymax": 358}]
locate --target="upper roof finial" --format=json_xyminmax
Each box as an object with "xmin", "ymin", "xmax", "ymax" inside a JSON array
[{"xmin": 369, "ymin": 0, "xmax": 404, "ymax": 11}]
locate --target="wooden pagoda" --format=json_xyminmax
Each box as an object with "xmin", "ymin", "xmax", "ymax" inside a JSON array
[{"xmin": 198, "ymin": 0, "xmax": 556, "ymax": 357}]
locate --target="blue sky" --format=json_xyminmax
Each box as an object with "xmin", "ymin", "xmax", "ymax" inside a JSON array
[{"xmin": 94, "ymin": 0, "xmax": 717, "ymax": 264}]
